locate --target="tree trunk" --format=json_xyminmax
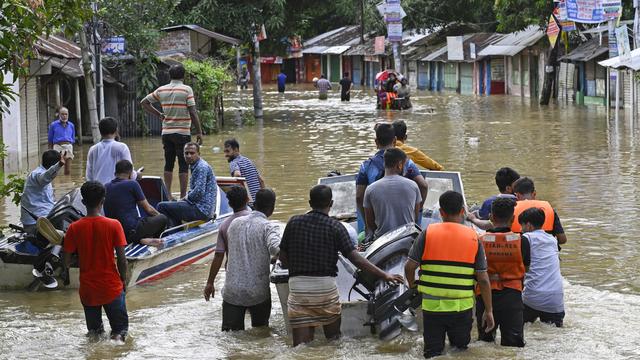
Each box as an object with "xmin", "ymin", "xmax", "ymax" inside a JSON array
[
  {"xmin": 252, "ymin": 34, "xmax": 263, "ymax": 119},
  {"xmin": 540, "ymin": 38, "xmax": 560, "ymax": 105},
  {"xmin": 78, "ymin": 30, "xmax": 100, "ymax": 143}
]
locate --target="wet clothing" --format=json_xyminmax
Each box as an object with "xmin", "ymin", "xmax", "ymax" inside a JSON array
[
  {"xmin": 53, "ymin": 143, "xmax": 74, "ymax": 159},
  {"xmin": 280, "ymin": 210, "xmax": 355, "ymax": 277},
  {"xmin": 522, "ymin": 229, "xmax": 564, "ymax": 314},
  {"xmin": 287, "ymin": 276, "xmax": 341, "ymax": 328},
  {"xmin": 128, "ymin": 214, "xmax": 168, "ymax": 244},
  {"xmin": 83, "ymin": 291, "xmax": 128, "ymax": 337},
  {"xmin": 86, "ymin": 139, "xmax": 137, "ymax": 185},
  {"xmin": 363, "ymin": 174, "xmax": 421, "ymax": 239},
  {"xmin": 48, "ymin": 120, "xmax": 75, "ymax": 144},
  {"xmin": 222, "ymin": 298, "xmax": 271, "ymax": 331},
  {"xmin": 478, "ymin": 194, "xmax": 517, "ymax": 220},
  {"xmin": 422, "ymin": 309, "xmax": 473, "ymax": 358},
  {"xmin": 162, "ymin": 133, "xmax": 191, "ymax": 173},
  {"xmin": 228, "ymin": 155, "xmax": 262, "ymax": 202},
  {"xmin": 394, "ymin": 83, "xmax": 410, "ymax": 98},
  {"xmin": 144, "ymin": 79, "xmax": 196, "ymax": 136},
  {"xmin": 523, "ymin": 303, "xmax": 564, "ymax": 327},
  {"xmin": 157, "ymin": 199, "xmax": 208, "ymax": 228},
  {"xmin": 277, "ymin": 73, "xmax": 286, "ymax": 92},
  {"xmin": 104, "ymin": 179, "xmax": 146, "ymax": 235},
  {"xmin": 63, "ymin": 216, "xmax": 127, "ymax": 307},
  {"xmin": 223, "ymin": 211, "xmax": 280, "ymax": 307},
  {"xmin": 20, "ymin": 162, "xmax": 63, "ymax": 226},
  {"xmin": 316, "ymin": 78, "xmax": 332, "ymax": 98},
  {"xmin": 395, "ymin": 140, "xmax": 444, "ymax": 171},
  {"xmin": 339, "ymin": 77, "xmax": 352, "ymax": 101},
  {"xmin": 215, "ymin": 209, "xmax": 251, "ymax": 254},
  {"xmin": 356, "ymin": 149, "xmax": 421, "ymax": 186}
]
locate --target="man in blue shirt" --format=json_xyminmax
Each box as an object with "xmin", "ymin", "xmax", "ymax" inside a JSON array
[
  {"xmin": 47, "ymin": 107, "xmax": 75, "ymax": 175},
  {"xmin": 20, "ymin": 150, "xmax": 65, "ymax": 234},
  {"xmin": 355, "ymin": 123, "xmax": 429, "ymax": 233},
  {"xmin": 223, "ymin": 138, "xmax": 264, "ymax": 203},
  {"xmin": 158, "ymin": 143, "xmax": 217, "ymax": 227},
  {"xmin": 277, "ymin": 70, "xmax": 287, "ymax": 93},
  {"xmin": 477, "ymin": 167, "xmax": 520, "ymax": 220},
  {"xmin": 104, "ymin": 160, "xmax": 167, "ymax": 247}
]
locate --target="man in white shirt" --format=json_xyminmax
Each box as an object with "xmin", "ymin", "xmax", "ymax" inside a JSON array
[{"xmin": 86, "ymin": 117, "xmax": 139, "ymax": 185}]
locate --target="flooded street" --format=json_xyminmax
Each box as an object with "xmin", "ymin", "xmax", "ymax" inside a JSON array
[{"xmin": 2, "ymin": 85, "xmax": 640, "ymax": 359}]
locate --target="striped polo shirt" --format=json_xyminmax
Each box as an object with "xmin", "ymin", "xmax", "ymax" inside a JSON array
[
  {"xmin": 229, "ymin": 155, "xmax": 262, "ymax": 202},
  {"xmin": 145, "ymin": 80, "xmax": 196, "ymax": 135}
]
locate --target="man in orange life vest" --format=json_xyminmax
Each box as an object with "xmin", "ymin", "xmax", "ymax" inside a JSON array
[
  {"xmin": 405, "ymin": 190, "xmax": 495, "ymax": 358},
  {"xmin": 511, "ymin": 177, "xmax": 567, "ymax": 246},
  {"xmin": 476, "ymin": 197, "xmax": 529, "ymax": 347}
]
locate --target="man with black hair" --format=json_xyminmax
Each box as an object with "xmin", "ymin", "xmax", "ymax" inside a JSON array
[
  {"xmin": 511, "ymin": 177, "xmax": 567, "ymax": 246},
  {"xmin": 203, "ymin": 185, "xmax": 251, "ymax": 302},
  {"xmin": 392, "ymin": 120, "xmax": 443, "ymax": 171},
  {"xmin": 405, "ymin": 190, "xmax": 494, "ymax": 358},
  {"xmin": 223, "ymin": 138, "xmax": 264, "ymax": 202},
  {"xmin": 20, "ymin": 150, "xmax": 65, "ymax": 234},
  {"xmin": 219, "ymin": 188, "xmax": 280, "ymax": 331},
  {"xmin": 158, "ymin": 142, "xmax": 217, "ymax": 227},
  {"xmin": 519, "ymin": 208, "xmax": 565, "ymax": 327},
  {"xmin": 339, "ymin": 72, "xmax": 352, "ymax": 101},
  {"xmin": 476, "ymin": 197, "xmax": 529, "ymax": 347},
  {"xmin": 141, "ymin": 63, "xmax": 204, "ymax": 198},
  {"xmin": 356, "ymin": 123, "xmax": 428, "ymax": 233},
  {"xmin": 476, "ymin": 167, "xmax": 520, "ymax": 220},
  {"xmin": 86, "ymin": 117, "xmax": 139, "ymax": 186},
  {"xmin": 279, "ymin": 184, "xmax": 403, "ymax": 346},
  {"xmin": 63, "ymin": 181, "xmax": 129, "ymax": 341},
  {"xmin": 363, "ymin": 148, "xmax": 422, "ymax": 239},
  {"xmin": 104, "ymin": 160, "xmax": 167, "ymax": 247}
]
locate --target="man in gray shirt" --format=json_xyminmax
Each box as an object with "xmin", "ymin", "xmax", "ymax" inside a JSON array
[
  {"xmin": 220, "ymin": 188, "xmax": 281, "ymax": 331},
  {"xmin": 363, "ymin": 148, "xmax": 422, "ymax": 239}
]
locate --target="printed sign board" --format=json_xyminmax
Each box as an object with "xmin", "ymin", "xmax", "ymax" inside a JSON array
[
  {"xmin": 387, "ymin": 22, "xmax": 403, "ymax": 42},
  {"xmin": 470, "ymin": 43, "xmax": 476, "ymax": 60},
  {"xmin": 547, "ymin": 15, "xmax": 560, "ymax": 48},
  {"xmin": 102, "ymin": 37, "xmax": 125, "ymax": 55},
  {"xmin": 565, "ymin": 0, "xmax": 621, "ymax": 23},
  {"xmin": 556, "ymin": 0, "xmax": 577, "ymax": 31},
  {"xmin": 447, "ymin": 36, "xmax": 464, "ymax": 61},
  {"xmin": 615, "ymin": 25, "xmax": 630, "ymax": 59},
  {"xmin": 374, "ymin": 36, "xmax": 386, "ymax": 54}
]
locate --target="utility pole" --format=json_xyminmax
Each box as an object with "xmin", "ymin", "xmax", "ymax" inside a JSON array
[
  {"xmin": 252, "ymin": 32, "xmax": 263, "ymax": 119},
  {"xmin": 92, "ymin": 2, "xmax": 104, "ymax": 120},
  {"xmin": 360, "ymin": 0, "xmax": 365, "ymax": 44},
  {"xmin": 78, "ymin": 29, "xmax": 101, "ymax": 143}
]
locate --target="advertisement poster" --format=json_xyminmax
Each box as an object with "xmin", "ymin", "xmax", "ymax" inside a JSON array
[
  {"xmin": 387, "ymin": 22, "xmax": 403, "ymax": 42},
  {"xmin": 565, "ymin": 0, "xmax": 604, "ymax": 23},
  {"xmin": 615, "ymin": 25, "xmax": 630, "ymax": 59},
  {"xmin": 556, "ymin": 0, "xmax": 576, "ymax": 31},
  {"xmin": 374, "ymin": 36, "xmax": 386, "ymax": 54},
  {"xmin": 102, "ymin": 37, "xmax": 125, "ymax": 55},
  {"xmin": 547, "ymin": 15, "xmax": 560, "ymax": 48}
]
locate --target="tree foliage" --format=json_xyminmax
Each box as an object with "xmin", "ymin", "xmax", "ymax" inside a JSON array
[
  {"xmin": 182, "ymin": 59, "xmax": 233, "ymax": 132},
  {"xmin": 493, "ymin": 0, "xmax": 553, "ymax": 32},
  {"xmin": 403, "ymin": 0, "xmax": 496, "ymax": 31}
]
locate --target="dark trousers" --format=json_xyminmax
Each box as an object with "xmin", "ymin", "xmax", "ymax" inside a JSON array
[
  {"xmin": 422, "ymin": 309, "xmax": 473, "ymax": 358},
  {"xmin": 162, "ymin": 133, "xmax": 191, "ymax": 173},
  {"xmin": 476, "ymin": 289, "xmax": 525, "ymax": 347},
  {"xmin": 221, "ymin": 298, "xmax": 271, "ymax": 331},
  {"xmin": 278, "ymin": 85, "xmax": 285, "ymax": 93},
  {"xmin": 341, "ymin": 92, "xmax": 350, "ymax": 101},
  {"xmin": 157, "ymin": 200, "xmax": 208, "ymax": 228},
  {"xmin": 523, "ymin": 304, "xmax": 565, "ymax": 327},
  {"xmin": 128, "ymin": 214, "xmax": 168, "ymax": 244},
  {"xmin": 82, "ymin": 291, "xmax": 128, "ymax": 337}
]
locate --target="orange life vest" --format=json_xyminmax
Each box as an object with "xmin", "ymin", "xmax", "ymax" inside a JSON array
[
  {"xmin": 475, "ymin": 232, "xmax": 525, "ymax": 294},
  {"xmin": 511, "ymin": 199, "xmax": 555, "ymax": 233}
]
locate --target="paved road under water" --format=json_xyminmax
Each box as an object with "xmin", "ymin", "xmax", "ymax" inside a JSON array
[{"xmin": 2, "ymin": 85, "xmax": 640, "ymax": 359}]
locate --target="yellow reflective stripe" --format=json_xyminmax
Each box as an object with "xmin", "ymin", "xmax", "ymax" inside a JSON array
[
  {"xmin": 422, "ymin": 297, "xmax": 475, "ymax": 312},
  {"xmin": 419, "ymin": 274, "xmax": 474, "ymax": 287},
  {"xmin": 422, "ymin": 286, "xmax": 473, "ymax": 299},
  {"xmin": 421, "ymin": 264, "xmax": 475, "ymax": 275}
]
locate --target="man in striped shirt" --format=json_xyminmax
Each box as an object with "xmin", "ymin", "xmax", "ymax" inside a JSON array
[
  {"xmin": 315, "ymin": 74, "xmax": 332, "ymax": 100},
  {"xmin": 141, "ymin": 64, "xmax": 204, "ymax": 198},
  {"xmin": 223, "ymin": 138, "xmax": 264, "ymax": 203}
]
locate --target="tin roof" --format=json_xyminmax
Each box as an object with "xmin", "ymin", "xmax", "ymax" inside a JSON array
[
  {"xmin": 599, "ymin": 48, "xmax": 640, "ymax": 70},
  {"xmin": 302, "ymin": 46, "xmax": 329, "ymax": 54},
  {"xmin": 477, "ymin": 25, "xmax": 544, "ymax": 57},
  {"xmin": 421, "ymin": 33, "xmax": 502, "ymax": 62},
  {"xmin": 560, "ymin": 37, "xmax": 609, "ymax": 62},
  {"xmin": 323, "ymin": 46, "xmax": 350, "ymax": 54},
  {"xmin": 162, "ymin": 25, "xmax": 240, "ymax": 45},
  {"xmin": 35, "ymin": 35, "xmax": 81, "ymax": 59}
]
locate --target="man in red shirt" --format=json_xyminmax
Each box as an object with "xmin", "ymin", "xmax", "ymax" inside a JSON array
[{"xmin": 63, "ymin": 181, "xmax": 129, "ymax": 341}]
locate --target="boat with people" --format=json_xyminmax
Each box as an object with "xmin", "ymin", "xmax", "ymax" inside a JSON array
[
  {"xmin": 0, "ymin": 176, "xmax": 249, "ymax": 290},
  {"xmin": 375, "ymin": 69, "xmax": 413, "ymax": 111},
  {"xmin": 271, "ymin": 170, "xmax": 469, "ymax": 340}
]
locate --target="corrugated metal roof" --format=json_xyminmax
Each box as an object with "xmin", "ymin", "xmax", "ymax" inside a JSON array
[
  {"xmin": 162, "ymin": 25, "xmax": 240, "ymax": 45},
  {"xmin": 422, "ymin": 43, "xmax": 448, "ymax": 61},
  {"xmin": 478, "ymin": 25, "xmax": 544, "ymax": 56},
  {"xmin": 322, "ymin": 46, "xmax": 350, "ymax": 54},
  {"xmin": 421, "ymin": 33, "xmax": 502, "ymax": 62},
  {"xmin": 304, "ymin": 27, "xmax": 348, "ymax": 47},
  {"xmin": 302, "ymin": 46, "xmax": 329, "ymax": 54},
  {"xmin": 560, "ymin": 37, "xmax": 609, "ymax": 62},
  {"xmin": 599, "ymin": 48, "xmax": 640, "ymax": 70},
  {"xmin": 35, "ymin": 35, "xmax": 81, "ymax": 59},
  {"xmin": 478, "ymin": 44, "xmax": 526, "ymax": 57}
]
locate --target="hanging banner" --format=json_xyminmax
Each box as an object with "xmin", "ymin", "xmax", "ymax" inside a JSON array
[
  {"xmin": 602, "ymin": 1, "xmax": 622, "ymax": 20},
  {"xmin": 615, "ymin": 25, "xmax": 630, "ymax": 60},
  {"xmin": 374, "ymin": 36, "xmax": 386, "ymax": 54},
  {"xmin": 387, "ymin": 22, "xmax": 403, "ymax": 42},
  {"xmin": 102, "ymin": 37, "xmax": 125, "ymax": 55},
  {"xmin": 565, "ymin": 0, "xmax": 604, "ymax": 23},
  {"xmin": 547, "ymin": 15, "xmax": 560, "ymax": 48},
  {"xmin": 556, "ymin": 0, "xmax": 576, "ymax": 31}
]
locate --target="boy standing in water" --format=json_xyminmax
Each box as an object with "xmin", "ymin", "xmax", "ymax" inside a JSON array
[
  {"xmin": 63, "ymin": 181, "xmax": 129, "ymax": 341},
  {"xmin": 519, "ymin": 208, "xmax": 565, "ymax": 327}
]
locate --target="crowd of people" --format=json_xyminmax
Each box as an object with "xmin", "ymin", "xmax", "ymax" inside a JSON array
[{"xmin": 18, "ymin": 63, "xmax": 566, "ymax": 358}]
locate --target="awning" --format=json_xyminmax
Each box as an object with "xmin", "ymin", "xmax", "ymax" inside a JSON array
[
  {"xmin": 302, "ymin": 46, "xmax": 328, "ymax": 54},
  {"xmin": 478, "ymin": 45, "xmax": 526, "ymax": 57},
  {"xmin": 599, "ymin": 48, "xmax": 640, "ymax": 71},
  {"xmin": 322, "ymin": 46, "xmax": 350, "ymax": 55},
  {"xmin": 560, "ymin": 39, "xmax": 608, "ymax": 62}
]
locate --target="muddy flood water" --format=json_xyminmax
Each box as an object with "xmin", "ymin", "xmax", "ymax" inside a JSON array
[{"xmin": 2, "ymin": 84, "xmax": 640, "ymax": 359}]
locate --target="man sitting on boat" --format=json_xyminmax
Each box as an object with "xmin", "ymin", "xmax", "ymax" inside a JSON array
[
  {"xmin": 279, "ymin": 184, "xmax": 403, "ymax": 346},
  {"xmin": 392, "ymin": 120, "xmax": 444, "ymax": 171},
  {"xmin": 104, "ymin": 160, "xmax": 167, "ymax": 247},
  {"xmin": 356, "ymin": 123, "xmax": 428, "ymax": 234},
  {"xmin": 363, "ymin": 148, "xmax": 422, "ymax": 240},
  {"xmin": 158, "ymin": 143, "xmax": 217, "ymax": 227}
]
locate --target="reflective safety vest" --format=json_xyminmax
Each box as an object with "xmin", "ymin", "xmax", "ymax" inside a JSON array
[
  {"xmin": 418, "ymin": 222, "xmax": 478, "ymax": 312},
  {"xmin": 512, "ymin": 199, "xmax": 555, "ymax": 233},
  {"xmin": 476, "ymin": 232, "xmax": 525, "ymax": 294}
]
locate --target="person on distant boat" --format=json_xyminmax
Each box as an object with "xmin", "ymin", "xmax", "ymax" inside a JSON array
[
  {"xmin": 315, "ymin": 74, "xmax": 332, "ymax": 100},
  {"xmin": 218, "ymin": 189, "xmax": 280, "ymax": 331},
  {"xmin": 363, "ymin": 148, "xmax": 422, "ymax": 239},
  {"xmin": 519, "ymin": 208, "xmax": 565, "ymax": 327},
  {"xmin": 86, "ymin": 117, "xmax": 140, "ymax": 186},
  {"xmin": 476, "ymin": 167, "xmax": 520, "ymax": 220},
  {"xmin": 104, "ymin": 160, "xmax": 167, "ymax": 247},
  {"xmin": 393, "ymin": 78, "xmax": 411, "ymax": 109},
  {"xmin": 392, "ymin": 120, "xmax": 444, "ymax": 171},
  {"xmin": 404, "ymin": 190, "xmax": 495, "ymax": 358},
  {"xmin": 223, "ymin": 138, "xmax": 265, "ymax": 203},
  {"xmin": 356, "ymin": 123, "xmax": 428, "ymax": 233},
  {"xmin": 279, "ymin": 184, "xmax": 403, "ymax": 346},
  {"xmin": 63, "ymin": 181, "xmax": 129, "ymax": 341},
  {"xmin": 203, "ymin": 185, "xmax": 252, "ymax": 303},
  {"xmin": 385, "ymin": 72, "xmax": 397, "ymax": 92},
  {"xmin": 476, "ymin": 197, "xmax": 528, "ymax": 347},
  {"xmin": 20, "ymin": 149, "xmax": 65, "ymax": 235},
  {"xmin": 157, "ymin": 143, "xmax": 217, "ymax": 227}
]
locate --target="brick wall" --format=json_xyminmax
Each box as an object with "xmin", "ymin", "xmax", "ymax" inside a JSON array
[{"xmin": 158, "ymin": 30, "xmax": 191, "ymax": 53}]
